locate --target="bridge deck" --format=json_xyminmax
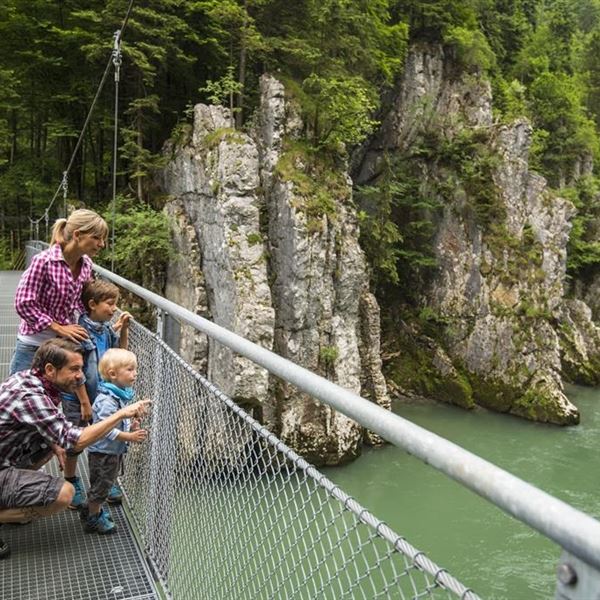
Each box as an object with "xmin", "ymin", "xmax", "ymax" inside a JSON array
[{"xmin": 0, "ymin": 271, "xmax": 159, "ymax": 600}]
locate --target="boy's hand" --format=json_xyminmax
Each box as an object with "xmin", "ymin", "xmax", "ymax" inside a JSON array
[
  {"xmin": 80, "ymin": 401, "xmax": 92, "ymax": 422},
  {"xmin": 114, "ymin": 312, "xmax": 132, "ymax": 332},
  {"xmin": 131, "ymin": 418, "xmax": 141, "ymax": 431},
  {"xmin": 128, "ymin": 429, "xmax": 148, "ymax": 443}
]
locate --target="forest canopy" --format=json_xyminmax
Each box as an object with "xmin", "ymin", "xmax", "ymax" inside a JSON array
[{"xmin": 1, "ymin": 0, "xmax": 600, "ymax": 280}]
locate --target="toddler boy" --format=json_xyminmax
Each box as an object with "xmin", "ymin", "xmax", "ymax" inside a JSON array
[{"xmin": 83, "ymin": 348, "xmax": 147, "ymax": 534}]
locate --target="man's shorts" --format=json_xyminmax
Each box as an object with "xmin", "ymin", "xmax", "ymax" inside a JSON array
[
  {"xmin": 62, "ymin": 399, "xmax": 88, "ymax": 456},
  {"xmin": 88, "ymin": 453, "xmax": 121, "ymax": 504},
  {"xmin": 0, "ymin": 466, "xmax": 63, "ymax": 509}
]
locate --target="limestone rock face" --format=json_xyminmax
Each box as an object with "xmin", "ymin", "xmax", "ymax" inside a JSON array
[
  {"xmin": 160, "ymin": 76, "xmax": 389, "ymax": 465},
  {"xmin": 161, "ymin": 106, "xmax": 274, "ymax": 409},
  {"xmin": 164, "ymin": 200, "xmax": 208, "ymax": 373},
  {"xmin": 355, "ymin": 43, "xmax": 591, "ymax": 424},
  {"xmin": 257, "ymin": 74, "xmax": 389, "ymax": 464},
  {"xmin": 558, "ymin": 299, "xmax": 600, "ymax": 386}
]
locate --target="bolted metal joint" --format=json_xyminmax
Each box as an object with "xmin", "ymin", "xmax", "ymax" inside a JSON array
[
  {"xmin": 555, "ymin": 551, "xmax": 600, "ymax": 600},
  {"xmin": 557, "ymin": 563, "xmax": 578, "ymax": 586}
]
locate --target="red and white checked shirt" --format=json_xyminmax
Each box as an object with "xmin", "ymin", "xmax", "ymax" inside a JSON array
[
  {"xmin": 0, "ymin": 370, "xmax": 82, "ymax": 468},
  {"xmin": 15, "ymin": 243, "xmax": 93, "ymax": 336}
]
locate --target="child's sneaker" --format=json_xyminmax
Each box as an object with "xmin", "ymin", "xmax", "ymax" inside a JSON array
[
  {"xmin": 84, "ymin": 507, "xmax": 116, "ymax": 535},
  {"xmin": 107, "ymin": 483, "xmax": 123, "ymax": 504},
  {"xmin": 68, "ymin": 476, "xmax": 86, "ymax": 510},
  {"xmin": 80, "ymin": 504, "xmax": 114, "ymax": 524}
]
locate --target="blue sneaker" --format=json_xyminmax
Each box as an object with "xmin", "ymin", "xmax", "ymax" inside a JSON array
[
  {"xmin": 68, "ymin": 476, "xmax": 86, "ymax": 510},
  {"xmin": 84, "ymin": 507, "xmax": 116, "ymax": 535},
  {"xmin": 107, "ymin": 483, "xmax": 123, "ymax": 504},
  {"xmin": 79, "ymin": 504, "xmax": 114, "ymax": 523}
]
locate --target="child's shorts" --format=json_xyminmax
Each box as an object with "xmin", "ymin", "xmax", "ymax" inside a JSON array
[
  {"xmin": 61, "ymin": 399, "xmax": 89, "ymax": 456},
  {"xmin": 87, "ymin": 453, "xmax": 121, "ymax": 504}
]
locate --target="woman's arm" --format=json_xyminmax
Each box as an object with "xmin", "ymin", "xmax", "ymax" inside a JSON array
[{"xmin": 14, "ymin": 255, "xmax": 54, "ymax": 330}]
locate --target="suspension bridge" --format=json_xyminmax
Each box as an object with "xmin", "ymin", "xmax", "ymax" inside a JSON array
[
  {"xmin": 2, "ymin": 1, "xmax": 600, "ymax": 597},
  {"xmin": 0, "ymin": 245, "xmax": 599, "ymax": 599}
]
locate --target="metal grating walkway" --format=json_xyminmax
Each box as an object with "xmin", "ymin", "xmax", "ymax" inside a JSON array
[
  {"xmin": 0, "ymin": 271, "xmax": 160, "ymax": 600},
  {"xmin": 0, "ymin": 271, "xmax": 21, "ymax": 380}
]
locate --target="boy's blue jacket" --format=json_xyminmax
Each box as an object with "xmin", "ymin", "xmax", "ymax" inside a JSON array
[
  {"xmin": 88, "ymin": 383, "xmax": 132, "ymax": 455},
  {"xmin": 63, "ymin": 314, "xmax": 119, "ymax": 404}
]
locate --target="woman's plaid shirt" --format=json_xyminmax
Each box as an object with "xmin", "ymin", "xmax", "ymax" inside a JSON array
[
  {"xmin": 14, "ymin": 244, "xmax": 93, "ymax": 336},
  {"xmin": 0, "ymin": 370, "xmax": 82, "ymax": 468}
]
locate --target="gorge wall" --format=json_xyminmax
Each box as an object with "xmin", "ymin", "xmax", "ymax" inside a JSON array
[
  {"xmin": 160, "ymin": 77, "xmax": 389, "ymax": 466},
  {"xmin": 160, "ymin": 44, "xmax": 600, "ymax": 462},
  {"xmin": 354, "ymin": 43, "xmax": 600, "ymax": 424}
]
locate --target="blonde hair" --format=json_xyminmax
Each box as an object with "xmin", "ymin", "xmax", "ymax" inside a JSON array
[
  {"xmin": 50, "ymin": 209, "xmax": 108, "ymax": 245},
  {"xmin": 98, "ymin": 348, "xmax": 137, "ymax": 380}
]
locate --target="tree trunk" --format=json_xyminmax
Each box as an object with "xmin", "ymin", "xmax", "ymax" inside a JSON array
[
  {"xmin": 137, "ymin": 109, "xmax": 143, "ymax": 203},
  {"xmin": 10, "ymin": 110, "xmax": 17, "ymax": 164}
]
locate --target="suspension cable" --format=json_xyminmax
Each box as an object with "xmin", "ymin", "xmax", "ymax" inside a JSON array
[
  {"xmin": 111, "ymin": 29, "xmax": 122, "ymax": 271},
  {"xmin": 31, "ymin": 53, "xmax": 114, "ymax": 228},
  {"xmin": 62, "ymin": 171, "xmax": 68, "ymax": 218},
  {"xmin": 31, "ymin": 0, "xmax": 136, "ymax": 233}
]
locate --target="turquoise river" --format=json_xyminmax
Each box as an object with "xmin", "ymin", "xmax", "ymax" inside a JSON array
[{"xmin": 323, "ymin": 384, "xmax": 599, "ymax": 600}]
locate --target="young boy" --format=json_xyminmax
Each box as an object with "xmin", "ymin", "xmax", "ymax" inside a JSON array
[
  {"xmin": 83, "ymin": 348, "xmax": 147, "ymax": 534},
  {"xmin": 61, "ymin": 280, "xmax": 131, "ymax": 509}
]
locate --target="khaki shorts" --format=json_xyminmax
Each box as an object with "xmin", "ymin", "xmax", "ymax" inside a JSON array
[{"xmin": 0, "ymin": 466, "xmax": 63, "ymax": 509}]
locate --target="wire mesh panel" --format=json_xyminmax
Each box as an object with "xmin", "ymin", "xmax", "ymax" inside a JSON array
[
  {"xmin": 0, "ymin": 271, "xmax": 22, "ymax": 380},
  {"xmin": 123, "ymin": 320, "xmax": 480, "ymax": 600}
]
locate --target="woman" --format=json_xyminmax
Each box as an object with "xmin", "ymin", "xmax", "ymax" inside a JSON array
[
  {"xmin": 10, "ymin": 208, "xmax": 108, "ymax": 374},
  {"xmin": 9, "ymin": 209, "xmax": 108, "ymax": 510}
]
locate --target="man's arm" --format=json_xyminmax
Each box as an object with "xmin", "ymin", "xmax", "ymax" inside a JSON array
[{"xmin": 72, "ymin": 399, "xmax": 150, "ymax": 451}]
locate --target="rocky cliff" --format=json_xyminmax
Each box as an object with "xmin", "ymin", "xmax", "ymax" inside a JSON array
[
  {"xmin": 160, "ymin": 77, "xmax": 389, "ymax": 465},
  {"xmin": 355, "ymin": 43, "xmax": 600, "ymax": 424},
  {"xmin": 160, "ymin": 43, "xmax": 600, "ymax": 443}
]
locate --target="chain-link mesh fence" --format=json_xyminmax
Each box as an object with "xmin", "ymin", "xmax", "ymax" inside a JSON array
[{"xmin": 122, "ymin": 318, "xmax": 479, "ymax": 600}]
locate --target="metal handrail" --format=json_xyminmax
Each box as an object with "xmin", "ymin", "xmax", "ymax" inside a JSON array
[{"xmin": 25, "ymin": 241, "xmax": 600, "ymax": 572}]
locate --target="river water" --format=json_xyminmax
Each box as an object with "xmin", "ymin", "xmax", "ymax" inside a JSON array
[{"xmin": 323, "ymin": 385, "xmax": 599, "ymax": 600}]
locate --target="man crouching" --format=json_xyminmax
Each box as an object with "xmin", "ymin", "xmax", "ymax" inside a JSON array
[{"xmin": 0, "ymin": 338, "xmax": 150, "ymax": 558}]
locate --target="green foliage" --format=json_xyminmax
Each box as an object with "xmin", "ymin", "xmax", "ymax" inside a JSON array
[
  {"xmin": 302, "ymin": 74, "xmax": 379, "ymax": 148},
  {"xmin": 563, "ymin": 177, "xmax": 600, "ymax": 277},
  {"xmin": 0, "ymin": 237, "xmax": 16, "ymax": 269},
  {"xmin": 494, "ymin": 78, "xmax": 527, "ymax": 120},
  {"xmin": 527, "ymin": 71, "xmax": 599, "ymax": 183},
  {"xmin": 246, "ymin": 232, "xmax": 263, "ymax": 245},
  {"xmin": 319, "ymin": 345, "xmax": 339, "ymax": 365},
  {"xmin": 434, "ymin": 127, "xmax": 504, "ymax": 230},
  {"xmin": 258, "ymin": 0, "xmax": 407, "ymax": 149},
  {"xmin": 202, "ymin": 127, "xmax": 246, "ymax": 149},
  {"xmin": 274, "ymin": 141, "xmax": 347, "ymax": 231},
  {"xmin": 98, "ymin": 197, "xmax": 174, "ymax": 292},
  {"xmin": 443, "ymin": 26, "xmax": 496, "ymax": 71},
  {"xmin": 393, "ymin": 0, "xmax": 479, "ymax": 42},
  {"xmin": 199, "ymin": 65, "xmax": 244, "ymax": 117},
  {"xmin": 356, "ymin": 153, "xmax": 440, "ymax": 298}
]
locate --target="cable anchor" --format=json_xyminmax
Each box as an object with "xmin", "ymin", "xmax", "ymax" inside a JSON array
[
  {"xmin": 112, "ymin": 30, "xmax": 122, "ymax": 83},
  {"xmin": 62, "ymin": 171, "xmax": 68, "ymax": 217}
]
